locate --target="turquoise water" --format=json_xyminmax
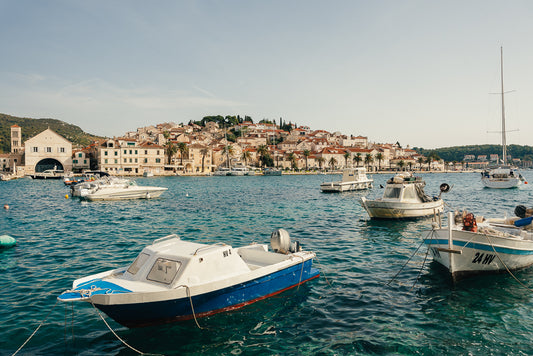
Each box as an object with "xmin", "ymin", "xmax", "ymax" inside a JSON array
[{"xmin": 2, "ymin": 172, "xmax": 533, "ymax": 355}]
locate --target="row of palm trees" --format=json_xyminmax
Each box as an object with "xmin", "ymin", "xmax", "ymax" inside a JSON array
[{"xmin": 163, "ymin": 134, "xmax": 441, "ymax": 173}]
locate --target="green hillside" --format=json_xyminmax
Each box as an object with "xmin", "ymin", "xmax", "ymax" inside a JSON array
[
  {"xmin": 414, "ymin": 144, "xmax": 533, "ymax": 163},
  {"xmin": 0, "ymin": 113, "xmax": 103, "ymax": 153}
]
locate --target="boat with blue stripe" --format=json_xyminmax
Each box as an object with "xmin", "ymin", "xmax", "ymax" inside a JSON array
[
  {"xmin": 424, "ymin": 210, "xmax": 533, "ymax": 280},
  {"xmin": 58, "ymin": 229, "xmax": 319, "ymax": 327}
]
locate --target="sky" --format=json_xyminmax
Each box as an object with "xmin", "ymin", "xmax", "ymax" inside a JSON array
[{"xmin": 1, "ymin": 0, "xmax": 533, "ymax": 149}]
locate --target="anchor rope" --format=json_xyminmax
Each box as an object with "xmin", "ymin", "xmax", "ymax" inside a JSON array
[
  {"xmin": 387, "ymin": 229, "xmax": 433, "ymax": 286},
  {"xmin": 484, "ymin": 234, "xmax": 533, "ymax": 292},
  {"xmin": 90, "ymin": 301, "xmax": 162, "ymax": 355},
  {"xmin": 12, "ymin": 299, "xmax": 59, "ymax": 356},
  {"xmin": 175, "ymin": 284, "xmax": 204, "ymax": 329},
  {"xmin": 313, "ymin": 255, "xmax": 333, "ymax": 288}
]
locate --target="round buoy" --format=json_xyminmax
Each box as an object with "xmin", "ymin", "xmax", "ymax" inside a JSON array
[
  {"xmin": 3, "ymin": 204, "xmax": 9, "ymax": 210},
  {"xmin": 0, "ymin": 235, "xmax": 16, "ymax": 248},
  {"xmin": 65, "ymin": 194, "xmax": 69, "ymax": 199}
]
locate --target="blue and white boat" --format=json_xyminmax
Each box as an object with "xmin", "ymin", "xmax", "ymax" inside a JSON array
[
  {"xmin": 58, "ymin": 229, "xmax": 319, "ymax": 327},
  {"xmin": 425, "ymin": 210, "xmax": 533, "ymax": 280}
]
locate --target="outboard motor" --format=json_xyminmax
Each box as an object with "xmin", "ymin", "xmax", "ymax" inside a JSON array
[
  {"xmin": 515, "ymin": 205, "xmax": 527, "ymax": 218},
  {"xmin": 271, "ymin": 229, "xmax": 301, "ymax": 254}
]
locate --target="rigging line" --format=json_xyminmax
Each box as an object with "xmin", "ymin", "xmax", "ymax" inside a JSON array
[
  {"xmin": 484, "ymin": 234, "xmax": 533, "ymax": 292},
  {"xmin": 386, "ymin": 230, "xmax": 433, "ymax": 286},
  {"xmin": 90, "ymin": 301, "xmax": 161, "ymax": 356},
  {"xmin": 313, "ymin": 255, "xmax": 333, "ymax": 288},
  {"xmin": 12, "ymin": 299, "xmax": 59, "ymax": 356},
  {"xmin": 409, "ymin": 244, "xmax": 432, "ymax": 292}
]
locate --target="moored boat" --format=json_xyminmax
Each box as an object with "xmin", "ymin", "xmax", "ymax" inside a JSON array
[
  {"xmin": 320, "ymin": 167, "xmax": 373, "ymax": 192},
  {"xmin": 58, "ymin": 229, "xmax": 319, "ymax": 327},
  {"xmin": 425, "ymin": 209, "xmax": 533, "ymax": 280},
  {"xmin": 30, "ymin": 169, "xmax": 66, "ymax": 180},
  {"xmin": 80, "ymin": 180, "xmax": 167, "ymax": 201},
  {"xmin": 360, "ymin": 172, "xmax": 449, "ymax": 219}
]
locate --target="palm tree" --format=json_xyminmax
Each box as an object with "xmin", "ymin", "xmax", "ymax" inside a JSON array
[
  {"xmin": 425, "ymin": 156, "xmax": 432, "ymax": 171},
  {"xmin": 365, "ymin": 153, "xmax": 373, "ymax": 171},
  {"xmin": 257, "ymin": 145, "xmax": 269, "ymax": 168},
  {"xmin": 317, "ymin": 157, "xmax": 325, "ymax": 170},
  {"xmin": 241, "ymin": 150, "xmax": 252, "ymax": 167},
  {"xmin": 375, "ymin": 152, "xmax": 384, "ymax": 171},
  {"xmin": 222, "ymin": 144, "xmax": 234, "ymax": 167},
  {"xmin": 164, "ymin": 141, "xmax": 178, "ymax": 165},
  {"xmin": 353, "ymin": 153, "xmax": 362, "ymax": 167},
  {"xmin": 417, "ymin": 157, "xmax": 425, "ymax": 171},
  {"xmin": 200, "ymin": 148, "xmax": 209, "ymax": 172},
  {"xmin": 398, "ymin": 160, "xmax": 405, "ymax": 171},
  {"xmin": 328, "ymin": 157, "xmax": 337, "ymax": 171},
  {"xmin": 176, "ymin": 142, "xmax": 189, "ymax": 166},
  {"xmin": 303, "ymin": 149, "xmax": 311, "ymax": 171},
  {"xmin": 343, "ymin": 151, "xmax": 351, "ymax": 168}
]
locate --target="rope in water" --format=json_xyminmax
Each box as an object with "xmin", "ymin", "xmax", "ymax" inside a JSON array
[
  {"xmin": 12, "ymin": 299, "xmax": 59, "ymax": 356},
  {"xmin": 484, "ymin": 234, "xmax": 533, "ymax": 292},
  {"xmin": 90, "ymin": 301, "xmax": 162, "ymax": 355}
]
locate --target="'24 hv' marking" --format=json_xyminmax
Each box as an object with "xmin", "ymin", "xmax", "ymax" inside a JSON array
[{"xmin": 472, "ymin": 252, "xmax": 495, "ymax": 265}]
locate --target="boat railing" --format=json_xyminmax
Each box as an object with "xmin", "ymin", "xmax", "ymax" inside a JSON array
[
  {"xmin": 193, "ymin": 242, "xmax": 227, "ymax": 255},
  {"xmin": 152, "ymin": 234, "xmax": 180, "ymax": 244}
]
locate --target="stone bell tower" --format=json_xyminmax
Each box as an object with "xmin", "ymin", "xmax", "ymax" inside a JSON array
[{"xmin": 10, "ymin": 125, "xmax": 23, "ymax": 153}]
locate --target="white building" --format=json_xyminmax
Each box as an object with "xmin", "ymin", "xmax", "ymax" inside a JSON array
[{"xmin": 24, "ymin": 128, "xmax": 73, "ymax": 173}]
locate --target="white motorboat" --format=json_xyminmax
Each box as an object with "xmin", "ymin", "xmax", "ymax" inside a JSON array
[
  {"xmin": 70, "ymin": 176, "xmax": 130, "ymax": 197},
  {"xmin": 481, "ymin": 47, "xmax": 524, "ymax": 189},
  {"xmin": 360, "ymin": 172, "xmax": 449, "ymax": 219},
  {"xmin": 80, "ymin": 180, "xmax": 167, "ymax": 201},
  {"xmin": 425, "ymin": 209, "xmax": 533, "ymax": 280},
  {"xmin": 263, "ymin": 168, "xmax": 282, "ymax": 176},
  {"xmin": 320, "ymin": 167, "xmax": 373, "ymax": 192},
  {"xmin": 213, "ymin": 167, "xmax": 231, "ymax": 176},
  {"xmin": 58, "ymin": 229, "xmax": 319, "ymax": 327}
]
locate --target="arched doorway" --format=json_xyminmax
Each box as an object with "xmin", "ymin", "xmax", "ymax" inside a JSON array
[{"xmin": 35, "ymin": 158, "xmax": 64, "ymax": 172}]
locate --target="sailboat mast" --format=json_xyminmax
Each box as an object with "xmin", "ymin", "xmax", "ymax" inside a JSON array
[{"xmin": 500, "ymin": 46, "xmax": 507, "ymax": 165}]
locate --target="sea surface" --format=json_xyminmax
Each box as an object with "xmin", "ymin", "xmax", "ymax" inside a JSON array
[{"xmin": 2, "ymin": 171, "xmax": 533, "ymax": 355}]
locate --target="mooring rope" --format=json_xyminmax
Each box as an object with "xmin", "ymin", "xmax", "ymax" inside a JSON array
[
  {"xmin": 313, "ymin": 255, "xmax": 332, "ymax": 288},
  {"xmin": 90, "ymin": 301, "xmax": 161, "ymax": 355},
  {"xmin": 387, "ymin": 229, "xmax": 433, "ymax": 286},
  {"xmin": 12, "ymin": 299, "xmax": 59, "ymax": 356},
  {"xmin": 484, "ymin": 234, "xmax": 533, "ymax": 292},
  {"xmin": 175, "ymin": 284, "xmax": 204, "ymax": 329}
]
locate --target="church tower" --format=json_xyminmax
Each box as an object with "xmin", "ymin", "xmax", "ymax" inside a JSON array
[{"xmin": 11, "ymin": 125, "xmax": 22, "ymax": 153}]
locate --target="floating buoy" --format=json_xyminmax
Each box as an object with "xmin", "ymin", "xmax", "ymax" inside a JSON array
[
  {"xmin": 65, "ymin": 194, "xmax": 69, "ymax": 199},
  {"xmin": 3, "ymin": 204, "xmax": 9, "ymax": 210},
  {"xmin": 0, "ymin": 235, "xmax": 16, "ymax": 249}
]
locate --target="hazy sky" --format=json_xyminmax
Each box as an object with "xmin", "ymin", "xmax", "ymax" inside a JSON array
[{"xmin": 1, "ymin": 1, "xmax": 533, "ymax": 149}]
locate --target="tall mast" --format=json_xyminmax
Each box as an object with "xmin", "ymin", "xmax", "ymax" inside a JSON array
[{"xmin": 500, "ymin": 46, "xmax": 507, "ymax": 165}]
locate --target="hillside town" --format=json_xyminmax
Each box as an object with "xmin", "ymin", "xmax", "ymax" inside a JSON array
[{"xmin": 0, "ymin": 117, "xmax": 517, "ymax": 177}]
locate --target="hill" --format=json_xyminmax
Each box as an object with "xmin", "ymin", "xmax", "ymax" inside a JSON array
[
  {"xmin": 414, "ymin": 144, "xmax": 533, "ymax": 163},
  {"xmin": 0, "ymin": 113, "xmax": 103, "ymax": 153}
]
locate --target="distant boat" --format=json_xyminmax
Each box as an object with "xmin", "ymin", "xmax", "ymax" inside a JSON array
[
  {"xmin": 30, "ymin": 169, "xmax": 66, "ymax": 180},
  {"xmin": 58, "ymin": 229, "xmax": 319, "ymax": 327},
  {"xmin": 320, "ymin": 167, "xmax": 373, "ymax": 193},
  {"xmin": 481, "ymin": 47, "xmax": 524, "ymax": 189},
  {"xmin": 425, "ymin": 210, "xmax": 533, "ymax": 280},
  {"xmin": 263, "ymin": 167, "xmax": 282, "ymax": 176},
  {"xmin": 80, "ymin": 180, "xmax": 167, "ymax": 201},
  {"xmin": 360, "ymin": 172, "xmax": 449, "ymax": 219}
]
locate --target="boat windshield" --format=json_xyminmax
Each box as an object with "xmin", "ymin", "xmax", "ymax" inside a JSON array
[
  {"xmin": 127, "ymin": 252, "xmax": 150, "ymax": 275},
  {"xmin": 383, "ymin": 187, "xmax": 402, "ymax": 199},
  {"xmin": 146, "ymin": 258, "xmax": 182, "ymax": 284}
]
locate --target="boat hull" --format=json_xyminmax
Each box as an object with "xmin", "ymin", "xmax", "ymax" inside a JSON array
[
  {"xmin": 481, "ymin": 177, "xmax": 521, "ymax": 189},
  {"xmin": 424, "ymin": 228, "xmax": 533, "ymax": 279},
  {"xmin": 360, "ymin": 197, "xmax": 443, "ymax": 219},
  {"xmin": 83, "ymin": 187, "xmax": 167, "ymax": 201},
  {"xmin": 320, "ymin": 180, "xmax": 373, "ymax": 192},
  {"xmin": 89, "ymin": 260, "xmax": 318, "ymax": 327}
]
